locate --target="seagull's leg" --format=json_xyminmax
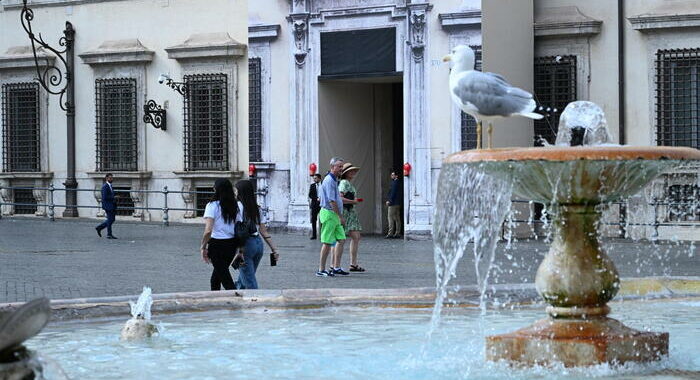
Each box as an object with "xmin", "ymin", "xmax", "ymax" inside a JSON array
[
  {"xmin": 487, "ymin": 122, "xmax": 494, "ymax": 149},
  {"xmin": 476, "ymin": 120, "xmax": 482, "ymax": 150}
]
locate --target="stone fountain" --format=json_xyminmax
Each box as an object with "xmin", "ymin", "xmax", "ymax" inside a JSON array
[
  {"xmin": 440, "ymin": 102, "xmax": 700, "ymax": 367},
  {"xmin": 0, "ymin": 298, "xmax": 51, "ymax": 379}
]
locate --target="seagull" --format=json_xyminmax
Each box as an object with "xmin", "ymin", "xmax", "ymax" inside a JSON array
[{"xmin": 443, "ymin": 45, "xmax": 543, "ymax": 149}]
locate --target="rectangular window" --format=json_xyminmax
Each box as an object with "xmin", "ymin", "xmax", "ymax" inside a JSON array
[
  {"xmin": 113, "ymin": 186, "xmax": 134, "ymax": 217},
  {"xmin": 461, "ymin": 46, "xmax": 482, "ymax": 150},
  {"xmin": 249, "ymin": 58, "xmax": 263, "ymax": 162},
  {"xmin": 656, "ymin": 48, "xmax": 700, "ymax": 149},
  {"xmin": 184, "ymin": 74, "xmax": 228, "ymax": 171},
  {"xmin": 2, "ymin": 82, "xmax": 40, "ymax": 172},
  {"xmin": 533, "ymin": 55, "xmax": 577, "ymax": 146},
  {"xmin": 666, "ymin": 184, "xmax": 700, "ymax": 222},
  {"xmin": 95, "ymin": 78, "xmax": 138, "ymax": 171},
  {"xmin": 195, "ymin": 186, "xmax": 213, "ymax": 217},
  {"xmin": 13, "ymin": 188, "xmax": 37, "ymax": 215},
  {"xmin": 320, "ymin": 28, "xmax": 396, "ymax": 77}
]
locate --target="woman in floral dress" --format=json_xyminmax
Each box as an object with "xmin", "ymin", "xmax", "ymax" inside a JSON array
[{"xmin": 333, "ymin": 162, "xmax": 365, "ymax": 273}]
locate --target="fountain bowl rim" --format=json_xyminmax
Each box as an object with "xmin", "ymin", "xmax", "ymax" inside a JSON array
[{"xmin": 444, "ymin": 146, "xmax": 700, "ymax": 164}]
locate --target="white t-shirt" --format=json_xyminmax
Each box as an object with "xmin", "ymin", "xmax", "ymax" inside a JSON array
[{"xmin": 203, "ymin": 200, "xmax": 244, "ymax": 239}]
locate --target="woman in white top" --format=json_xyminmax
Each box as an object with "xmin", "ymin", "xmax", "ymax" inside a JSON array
[
  {"xmin": 200, "ymin": 178, "xmax": 243, "ymax": 290},
  {"xmin": 234, "ymin": 179, "xmax": 278, "ymax": 289}
]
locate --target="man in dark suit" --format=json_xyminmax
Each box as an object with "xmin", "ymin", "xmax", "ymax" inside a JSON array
[
  {"xmin": 308, "ymin": 173, "xmax": 322, "ymax": 239},
  {"xmin": 95, "ymin": 173, "xmax": 117, "ymax": 239}
]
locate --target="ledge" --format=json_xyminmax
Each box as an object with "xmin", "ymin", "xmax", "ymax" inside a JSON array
[
  {"xmin": 2, "ymin": 0, "xmax": 130, "ymax": 10},
  {"xmin": 250, "ymin": 162, "xmax": 275, "ymax": 171},
  {"xmin": 438, "ymin": 10, "xmax": 481, "ymax": 30},
  {"xmin": 0, "ymin": 172, "xmax": 53, "ymax": 180},
  {"xmin": 0, "ymin": 46, "xmax": 55, "ymax": 70},
  {"xmin": 249, "ymin": 24, "xmax": 281, "ymax": 41},
  {"xmin": 534, "ymin": 6, "xmax": 602, "ymax": 38},
  {"xmin": 629, "ymin": 13, "xmax": 700, "ymax": 32},
  {"xmin": 86, "ymin": 171, "xmax": 152, "ymax": 180},
  {"xmin": 173, "ymin": 171, "xmax": 244, "ymax": 179},
  {"xmin": 166, "ymin": 33, "xmax": 246, "ymax": 60},
  {"xmin": 79, "ymin": 39, "xmax": 154, "ymax": 65}
]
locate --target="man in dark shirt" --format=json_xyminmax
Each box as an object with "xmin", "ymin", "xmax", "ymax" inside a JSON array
[
  {"xmin": 385, "ymin": 170, "xmax": 403, "ymax": 239},
  {"xmin": 308, "ymin": 173, "xmax": 322, "ymax": 239}
]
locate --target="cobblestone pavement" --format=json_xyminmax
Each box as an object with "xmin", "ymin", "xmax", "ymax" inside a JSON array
[{"xmin": 0, "ymin": 217, "xmax": 697, "ymax": 303}]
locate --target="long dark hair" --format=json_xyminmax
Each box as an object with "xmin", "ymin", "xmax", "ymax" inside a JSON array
[
  {"xmin": 235, "ymin": 179, "xmax": 260, "ymax": 225},
  {"xmin": 211, "ymin": 178, "xmax": 237, "ymax": 224}
]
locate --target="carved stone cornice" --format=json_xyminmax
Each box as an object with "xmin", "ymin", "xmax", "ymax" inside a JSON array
[
  {"xmin": 629, "ymin": 13, "xmax": 700, "ymax": 32},
  {"xmin": 439, "ymin": 11, "xmax": 481, "ymax": 30},
  {"xmin": 249, "ymin": 24, "xmax": 281, "ymax": 41},
  {"xmin": 407, "ymin": 3, "xmax": 433, "ymax": 63},
  {"xmin": 0, "ymin": 46, "xmax": 55, "ymax": 70},
  {"xmin": 287, "ymin": 13, "xmax": 310, "ymax": 67},
  {"xmin": 166, "ymin": 33, "xmax": 246, "ymax": 61},
  {"xmin": 79, "ymin": 39, "xmax": 154, "ymax": 65},
  {"xmin": 534, "ymin": 6, "xmax": 602, "ymax": 38}
]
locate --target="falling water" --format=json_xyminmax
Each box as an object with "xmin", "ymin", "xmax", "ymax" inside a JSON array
[{"xmin": 431, "ymin": 162, "xmax": 513, "ymax": 332}]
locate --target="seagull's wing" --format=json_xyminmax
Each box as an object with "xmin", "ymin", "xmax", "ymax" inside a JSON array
[{"xmin": 452, "ymin": 71, "xmax": 537, "ymax": 117}]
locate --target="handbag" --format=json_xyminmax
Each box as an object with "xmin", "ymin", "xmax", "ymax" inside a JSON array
[{"xmin": 343, "ymin": 191, "xmax": 355, "ymax": 210}]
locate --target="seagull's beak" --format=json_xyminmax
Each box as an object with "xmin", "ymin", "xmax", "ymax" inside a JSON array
[{"xmin": 442, "ymin": 54, "xmax": 452, "ymax": 62}]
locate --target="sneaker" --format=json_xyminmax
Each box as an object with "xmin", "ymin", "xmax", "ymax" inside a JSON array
[
  {"xmin": 315, "ymin": 270, "xmax": 334, "ymax": 277},
  {"xmin": 331, "ymin": 267, "xmax": 350, "ymax": 276}
]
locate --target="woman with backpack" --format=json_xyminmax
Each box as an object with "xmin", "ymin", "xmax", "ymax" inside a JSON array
[
  {"xmin": 235, "ymin": 179, "xmax": 279, "ymax": 289},
  {"xmin": 200, "ymin": 178, "xmax": 244, "ymax": 291}
]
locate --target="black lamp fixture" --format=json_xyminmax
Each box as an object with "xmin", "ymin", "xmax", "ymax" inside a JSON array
[
  {"xmin": 143, "ymin": 100, "xmax": 166, "ymax": 130},
  {"xmin": 158, "ymin": 73, "xmax": 187, "ymax": 96}
]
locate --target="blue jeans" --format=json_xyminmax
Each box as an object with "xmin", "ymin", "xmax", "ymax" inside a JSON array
[
  {"xmin": 96, "ymin": 209, "xmax": 115, "ymax": 236},
  {"xmin": 236, "ymin": 235, "xmax": 264, "ymax": 289}
]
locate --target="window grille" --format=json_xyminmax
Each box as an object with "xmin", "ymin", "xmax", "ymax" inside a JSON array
[
  {"xmin": 195, "ymin": 186, "xmax": 213, "ymax": 217},
  {"xmin": 460, "ymin": 45, "xmax": 482, "ymax": 150},
  {"xmin": 13, "ymin": 188, "xmax": 37, "ymax": 215},
  {"xmin": 656, "ymin": 48, "xmax": 700, "ymax": 149},
  {"xmin": 95, "ymin": 78, "xmax": 137, "ymax": 171},
  {"xmin": 184, "ymin": 74, "xmax": 229, "ymax": 171},
  {"xmin": 666, "ymin": 184, "xmax": 700, "ymax": 222},
  {"xmin": 113, "ymin": 186, "xmax": 134, "ymax": 217},
  {"xmin": 533, "ymin": 55, "xmax": 577, "ymax": 146},
  {"xmin": 249, "ymin": 58, "xmax": 263, "ymax": 162},
  {"xmin": 2, "ymin": 82, "xmax": 40, "ymax": 172}
]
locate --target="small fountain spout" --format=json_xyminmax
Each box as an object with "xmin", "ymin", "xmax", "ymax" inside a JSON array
[{"xmin": 120, "ymin": 287, "xmax": 159, "ymax": 341}]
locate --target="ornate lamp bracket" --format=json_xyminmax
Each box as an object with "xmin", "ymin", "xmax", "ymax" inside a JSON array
[
  {"xmin": 158, "ymin": 74, "xmax": 187, "ymax": 96},
  {"xmin": 143, "ymin": 100, "xmax": 166, "ymax": 131}
]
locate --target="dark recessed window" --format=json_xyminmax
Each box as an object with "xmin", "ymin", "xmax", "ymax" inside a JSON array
[
  {"xmin": 95, "ymin": 78, "xmax": 138, "ymax": 171},
  {"xmin": 13, "ymin": 188, "xmax": 37, "ymax": 215},
  {"xmin": 2, "ymin": 82, "xmax": 40, "ymax": 172},
  {"xmin": 249, "ymin": 58, "xmax": 263, "ymax": 162},
  {"xmin": 113, "ymin": 186, "xmax": 135, "ymax": 217},
  {"xmin": 666, "ymin": 184, "xmax": 700, "ymax": 222},
  {"xmin": 656, "ymin": 48, "xmax": 700, "ymax": 149},
  {"xmin": 320, "ymin": 28, "xmax": 396, "ymax": 77},
  {"xmin": 533, "ymin": 55, "xmax": 577, "ymax": 146},
  {"xmin": 461, "ymin": 46, "xmax": 482, "ymax": 151},
  {"xmin": 184, "ymin": 74, "xmax": 229, "ymax": 171},
  {"xmin": 196, "ymin": 186, "xmax": 213, "ymax": 217}
]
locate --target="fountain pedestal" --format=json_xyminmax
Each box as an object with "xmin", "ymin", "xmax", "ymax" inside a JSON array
[{"xmin": 442, "ymin": 146, "xmax": 700, "ymax": 367}]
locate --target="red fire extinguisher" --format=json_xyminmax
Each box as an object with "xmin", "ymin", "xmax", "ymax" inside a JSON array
[
  {"xmin": 309, "ymin": 162, "xmax": 317, "ymax": 176},
  {"xmin": 403, "ymin": 162, "xmax": 412, "ymax": 177},
  {"xmin": 248, "ymin": 163, "xmax": 256, "ymax": 178}
]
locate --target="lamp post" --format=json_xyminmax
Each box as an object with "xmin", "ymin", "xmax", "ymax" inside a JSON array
[{"xmin": 20, "ymin": 0, "xmax": 78, "ymax": 217}]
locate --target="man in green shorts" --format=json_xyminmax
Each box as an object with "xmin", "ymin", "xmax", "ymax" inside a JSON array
[{"xmin": 316, "ymin": 157, "xmax": 347, "ymax": 277}]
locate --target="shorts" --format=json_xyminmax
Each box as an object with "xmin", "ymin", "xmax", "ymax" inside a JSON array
[{"xmin": 319, "ymin": 208, "xmax": 346, "ymax": 245}]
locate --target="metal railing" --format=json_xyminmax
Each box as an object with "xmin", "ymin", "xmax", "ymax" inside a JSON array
[{"xmin": 0, "ymin": 184, "xmax": 270, "ymax": 227}]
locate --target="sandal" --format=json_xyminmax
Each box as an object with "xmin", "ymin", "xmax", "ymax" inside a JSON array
[{"xmin": 349, "ymin": 264, "xmax": 366, "ymax": 272}]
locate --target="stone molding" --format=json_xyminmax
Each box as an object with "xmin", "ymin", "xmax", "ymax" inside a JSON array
[
  {"xmin": 288, "ymin": 13, "xmax": 310, "ymax": 67},
  {"xmin": 172, "ymin": 171, "xmax": 244, "ymax": 179},
  {"xmin": 166, "ymin": 33, "xmax": 246, "ymax": 61},
  {"xmin": 534, "ymin": 6, "xmax": 602, "ymax": 38},
  {"xmin": 86, "ymin": 171, "xmax": 152, "ymax": 180},
  {"xmin": 0, "ymin": 172, "xmax": 53, "ymax": 180},
  {"xmin": 0, "ymin": 172, "xmax": 53, "ymax": 217},
  {"xmin": 629, "ymin": 13, "xmax": 700, "ymax": 32},
  {"xmin": 2, "ymin": 0, "xmax": 129, "ymax": 10},
  {"xmin": 79, "ymin": 39, "xmax": 154, "ymax": 65},
  {"xmin": 438, "ymin": 11, "xmax": 481, "ymax": 30},
  {"xmin": 249, "ymin": 24, "xmax": 281, "ymax": 41},
  {"xmin": 0, "ymin": 46, "xmax": 55, "ymax": 70}
]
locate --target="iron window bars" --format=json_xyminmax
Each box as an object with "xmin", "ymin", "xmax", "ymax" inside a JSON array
[
  {"xmin": 656, "ymin": 48, "xmax": 700, "ymax": 149},
  {"xmin": 112, "ymin": 186, "xmax": 135, "ymax": 217},
  {"xmin": 2, "ymin": 82, "xmax": 41, "ymax": 172},
  {"xmin": 95, "ymin": 78, "xmax": 138, "ymax": 172},
  {"xmin": 460, "ymin": 45, "xmax": 482, "ymax": 150},
  {"xmin": 666, "ymin": 184, "xmax": 700, "ymax": 222},
  {"xmin": 249, "ymin": 58, "xmax": 263, "ymax": 162},
  {"xmin": 13, "ymin": 188, "xmax": 37, "ymax": 214},
  {"xmin": 533, "ymin": 55, "xmax": 577, "ymax": 146},
  {"xmin": 183, "ymin": 73, "xmax": 229, "ymax": 171}
]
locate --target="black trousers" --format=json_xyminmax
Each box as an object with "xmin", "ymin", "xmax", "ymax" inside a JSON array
[
  {"xmin": 310, "ymin": 206, "xmax": 320, "ymax": 237},
  {"xmin": 208, "ymin": 238, "xmax": 238, "ymax": 291}
]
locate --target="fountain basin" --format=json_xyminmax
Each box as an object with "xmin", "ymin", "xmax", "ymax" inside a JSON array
[{"xmin": 443, "ymin": 146, "xmax": 700, "ymax": 367}]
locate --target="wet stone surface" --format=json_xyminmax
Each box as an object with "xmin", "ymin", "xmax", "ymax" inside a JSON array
[{"xmin": 0, "ymin": 218, "xmax": 697, "ymax": 303}]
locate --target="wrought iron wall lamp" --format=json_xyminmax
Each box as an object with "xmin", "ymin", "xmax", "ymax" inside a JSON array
[{"xmin": 143, "ymin": 100, "xmax": 166, "ymax": 130}]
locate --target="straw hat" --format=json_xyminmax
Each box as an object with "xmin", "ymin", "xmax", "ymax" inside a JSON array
[{"xmin": 341, "ymin": 162, "xmax": 360, "ymax": 176}]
